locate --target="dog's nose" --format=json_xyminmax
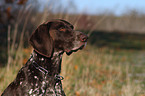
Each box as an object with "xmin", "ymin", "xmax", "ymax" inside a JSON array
[{"xmin": 80, "ymin": 33, "xmax": 88, "ymax": 42}]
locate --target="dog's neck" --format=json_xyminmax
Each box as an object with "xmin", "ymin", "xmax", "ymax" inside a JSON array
[{"xmin": 30, "ymin": 50, "xmax": 64, "ymax": 76}]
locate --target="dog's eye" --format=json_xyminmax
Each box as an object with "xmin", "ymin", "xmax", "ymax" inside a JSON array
[{"xmin": 59, "ymin": 27, "xmax": 66, "ymax": 32}]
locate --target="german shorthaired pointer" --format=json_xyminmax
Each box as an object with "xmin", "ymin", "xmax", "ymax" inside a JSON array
[{"xmin": 2, "ymin": 19, "xmax": 88, "ymax": 96}]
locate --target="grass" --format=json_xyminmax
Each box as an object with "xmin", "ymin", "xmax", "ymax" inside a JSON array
[
  {"xmin": 1, "ymin": 45, "xmax": 144, "ymax": 96},
  {"xmin": 0, "ymin": 4, "xmax": 145, "ymax": 95},
  {"xmin": 61, "ymin": 46, "xmax": 145, "ymax": 96},
  {"xmin": 88, "ymin": 31, "xmax": 145, "ymax": 50},
  {"xmin": 1, "ymin": 2, "xmax": 145, "ymax": 96}
]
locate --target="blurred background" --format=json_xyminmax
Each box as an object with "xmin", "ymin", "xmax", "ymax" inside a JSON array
[{"xmin": 0, "ymin": 0, "xmax": 145, "ymax": 95}]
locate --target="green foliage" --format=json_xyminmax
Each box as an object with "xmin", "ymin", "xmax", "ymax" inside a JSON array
[{"xmin": 88, "ymin": 31, "xmax": 145, "ymax": 50}]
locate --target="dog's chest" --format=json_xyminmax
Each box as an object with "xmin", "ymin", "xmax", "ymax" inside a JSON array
[
  {"xmin": 27, "ymin": 64, "xmax": 63, "ymax": 95},
  {"xmin": 28, "ymin": 75, "xmax": 60, "ymax": 96},
  {"xmin": 24, "ymin": 52, "xmax": 64, "ymax": 95}
]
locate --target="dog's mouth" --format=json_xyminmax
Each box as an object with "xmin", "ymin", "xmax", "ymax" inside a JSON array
[{"xmin": 66, "ymin": 42, "xmax": 87, "ymax": 55}]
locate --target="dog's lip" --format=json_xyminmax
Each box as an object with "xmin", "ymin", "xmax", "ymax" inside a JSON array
[
  {"xmin": 80, "ymin": 42, "xmax": 87, "ymax": 50},
  {"xmin": 66, "ymin": 42, "xmax": 87, "ymax": 55}
]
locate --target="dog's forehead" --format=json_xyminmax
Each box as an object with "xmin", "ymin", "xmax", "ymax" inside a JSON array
[
  {"xmin": 60, "ymin": 20, "xmax": 74, "ymax": 29},
  {"xmin": 50, "ymin": 20, "xmax": 74, "ymax": 29},
  {"xmin": 60, "ymin": 20, "xmax": 71, "ymax": 25}
]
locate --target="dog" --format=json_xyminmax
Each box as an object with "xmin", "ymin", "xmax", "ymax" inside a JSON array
[{"xmin": 2, "ymin": 19, "xmax": 88, "ymax": 96}]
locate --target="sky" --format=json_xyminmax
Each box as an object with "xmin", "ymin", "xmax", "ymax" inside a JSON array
[
  {"xmin": 73, "ymin": 0, "xmax": 145, "ymax": 15},
  {"xmin": 40, "ymin": 0, "xmax": 145, "ymax": 15}
]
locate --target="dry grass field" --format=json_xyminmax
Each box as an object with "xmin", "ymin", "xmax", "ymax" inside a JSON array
[
  {"xmin": 0, "ymin": 2, "xmax": 145, "ymax": 96},
  {"xmin": 0, "ymin": 45, "xmax": 145, "ymax": 96}
]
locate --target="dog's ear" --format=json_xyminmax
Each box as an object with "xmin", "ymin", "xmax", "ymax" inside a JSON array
[{"xmin": 29, "ymin": 22, "xmax": 53, "ymax": 58}]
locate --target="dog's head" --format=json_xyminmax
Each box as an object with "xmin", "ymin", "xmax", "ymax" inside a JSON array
[{"xmin": 29, "ymin": 19, "xmax": 88, "ymax": 58}]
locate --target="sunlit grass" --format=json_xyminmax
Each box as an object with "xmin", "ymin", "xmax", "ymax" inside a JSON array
[
  {"xmin": 0, "ymin": 45, "xmax": 145, "ymax": 95},
  {"xmin": 0, "ymin": 3, "xmax": 145, "ymax": 96},
  {"xmin": 61, "ymin": 45, "xmax": 145, "ymax": 96}
]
